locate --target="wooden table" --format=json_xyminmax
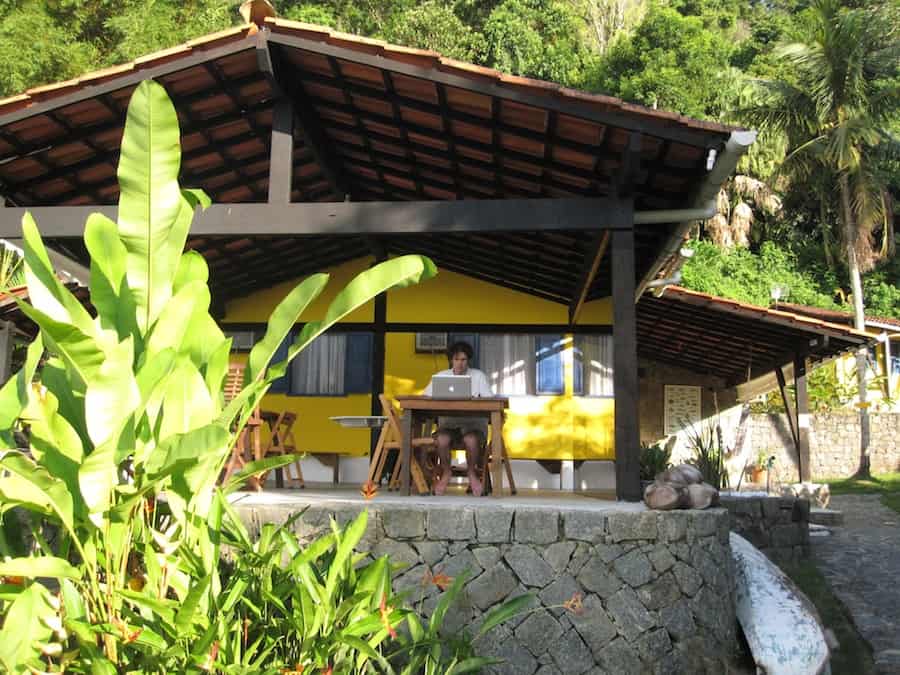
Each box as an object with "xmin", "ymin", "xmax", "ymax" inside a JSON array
[{"xmin": 395, "ymin": 396, "xmax": 510, "ymax": 498}]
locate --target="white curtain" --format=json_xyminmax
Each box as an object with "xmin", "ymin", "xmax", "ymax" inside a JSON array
[
  {"xmin": 480, "ymin": 335, "xmax": 536, "ymax": 395},
  {"xmin": 579, "ymin": 335, "xmax": 614, "ymax": 396},
  {"xmin": 291, "ymin": 334, "xmax": 346, "ymax": 394}
]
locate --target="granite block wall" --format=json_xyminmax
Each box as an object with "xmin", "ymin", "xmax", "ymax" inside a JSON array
[
  {"xmin": 720, "ymin": 495, "xmax": 810, "ymax": 565},
  {"xmin": 747, "ymin": 413, "xmax": 900, "ymax": 481},
  {"xmin": 234, "ymin": 501, "xmax": 737, "ymax": 674}
]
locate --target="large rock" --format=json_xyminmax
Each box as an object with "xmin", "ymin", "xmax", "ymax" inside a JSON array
[
  {"xmin": 644, "ymin": 482, "xmax": 686, "ymax": 510},
  {"xmin": 659, "ymin": 599, "xmax": 697, "ymax": 641},
  {"xmin": 686, "ymin": 483, "xmax": 719, "ymax": 510},
  {"xmin": 550, "ymin": 629, "xmax": 594, "ymax": 675},
  {"xmin": 613, "ymin": 549, "xmax": 654, "ymax": 587},
  {"xmin": 475, "ymin": 508, "xmax": 513, "ymax": 543},
  {"xmin": 606, "ymin": 587, "xmax": 657, "ymax": 641},
  {"xmin": 515, "ymin": 509, "xmax": 560, "ymax": 544},
  {"xmin": 569, "ymin": 594, "xmax": 618, "ymax": 655},
  {"xmin": 468, "ymin": 563, "xmax": 519, "ymax": 610},
  {"xmin": 577, "ymin": 555, "xmax": 623, "ymax": 599},
  {"xmin": 544, "ymin": 541, "xmax": 576, "ymax": 573},
  {"xmin": 428, "ymin": 508, "xmax": 476, "ymax": 540},
  {"xmin": 383, "ymin": 508, "xmax": 426, "ymax": 539},
  {"xmin": 596, "ymin": 637, "xmax": 643, "ymax": 673},
  {"xmin": 504, "ymin": 545, "xmax": 557, "ymax": 587},
  {"xmin": 515, "ymin": 611, "xmax": 565, "ymax": 657},
  {"xmin": 608, "ymin": 511, "xmax": 657, "ymax": 542}
]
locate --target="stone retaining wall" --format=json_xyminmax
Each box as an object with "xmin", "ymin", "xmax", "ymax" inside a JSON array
[
  {"xmin": 720, "ymin": 495, "xmax": 810, "ymax": 565},
  {"xmin": 747, "ymin": 412, "xmax": 900, "ymax": 480},
  {"xmin": 234, "ymin": 500, "xmax": 736, "ymax": 674}
]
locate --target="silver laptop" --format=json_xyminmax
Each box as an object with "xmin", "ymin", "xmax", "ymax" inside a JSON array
[{"xmin": 431, "ymin": 374, "xmax": 471, "ymax": 398}]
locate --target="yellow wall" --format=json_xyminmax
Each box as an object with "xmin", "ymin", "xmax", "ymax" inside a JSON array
[
  {"xmin": 222, "ymin": 257, "xmax": 615, "ymax": 460},
  {"xmin": 387, "ymin": 267, "xmax": 570, "ymax": 323},
  {"xmin": 225, "ymin": 257, "xmax": 376, "ymax": 323}
]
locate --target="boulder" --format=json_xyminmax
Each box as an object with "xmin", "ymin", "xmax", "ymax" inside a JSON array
[
  {"xmin": 658, "ymin": 464, "xmax": 703, "ymax": 486},
  {"xmin": 644, "ymin": 482, "xmax": 686, "ymax": 510},
  {"xmin": 686, "ymin": 483, "xmax": 719, "ymax": 510}
]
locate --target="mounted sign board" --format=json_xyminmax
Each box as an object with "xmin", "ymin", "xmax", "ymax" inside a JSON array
[
  {"xmin": 664, "ymin": 384, "xmax": 702, "ymax": 435},
  {"xmin": 415, "ymin": 332, "xmax": 448, "ymax": 353}
]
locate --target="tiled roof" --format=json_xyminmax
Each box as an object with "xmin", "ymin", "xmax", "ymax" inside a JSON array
[
  {"xmin": 637, "ymin": 286, "xmax": 873, "ymax": 383},
  {"xmin": 778, "ymin": 302, "xmax": 900, "ymax": 331}
]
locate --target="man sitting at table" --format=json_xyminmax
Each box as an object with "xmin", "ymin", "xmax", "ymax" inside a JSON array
[{"xmin": 423, "ymin": 340, "xmax": 493, "ymax": 496}]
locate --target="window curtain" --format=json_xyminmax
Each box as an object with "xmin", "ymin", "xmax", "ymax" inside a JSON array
[
  {"xmin": 479, "ymin": 335, "xmax": 536, "ymax": 395},
  {"xmin": 577, "ymin": 335, "xmax": 614, "ymax": 396},
  {"xmin": 291, "ymin": 334, "xmax": 346, "ymax": 395}
]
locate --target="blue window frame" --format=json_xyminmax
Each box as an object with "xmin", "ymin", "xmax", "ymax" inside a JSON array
[{"xmin": 268, "ymin": 331, "xmax": 373, "ymax": 396}]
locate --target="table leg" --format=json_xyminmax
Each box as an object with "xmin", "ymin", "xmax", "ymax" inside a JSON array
[
  {"xmin": 401, "ymin": 411, "xmax": 413, "ymax": 496},
  {"xmin": 491, "ymin": 411, "xmax": 504, "ymax": 498}
]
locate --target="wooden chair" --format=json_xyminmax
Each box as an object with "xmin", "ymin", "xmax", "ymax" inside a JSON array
[
  {"xmin": 259, "ymin": 411, "xmax": 304, "ymax": 488},
  {"xmin": 222, "ymin": 362, "xmax": 256, "ymax": 483},
  {"xmin": 367, "ymin": 394, "xmax": 433, "ymax": 494}
]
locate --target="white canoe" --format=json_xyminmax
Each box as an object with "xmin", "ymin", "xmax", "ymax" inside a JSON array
[{"xmin": 731, "ymin": 533, "xmax": 831, "ymax": 675}]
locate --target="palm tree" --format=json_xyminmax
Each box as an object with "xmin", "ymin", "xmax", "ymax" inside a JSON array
[
  {"xmin": 0, "ymin": 242, "xmax": 24, "ymax": 290},
  {"xmin": 742, "ymin": 0, "xmax": 899, "ymax": 477}
]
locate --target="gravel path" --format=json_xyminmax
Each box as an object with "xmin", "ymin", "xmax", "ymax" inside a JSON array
[{"xmin": 812, "ymin": 494, "xmax": 900, "ymax": 674}]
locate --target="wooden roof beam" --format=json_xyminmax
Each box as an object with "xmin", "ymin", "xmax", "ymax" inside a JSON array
[
  {"xmin": 0, "ymin": 197, "xmax": 632, "ymax": 238},
  {"xmin": 260, "ymin": 40, "xmax": 348, "ymax": 200},
  {"xmin": 569, "ymin": 133, "xmax": 641, "ymax": 325}
]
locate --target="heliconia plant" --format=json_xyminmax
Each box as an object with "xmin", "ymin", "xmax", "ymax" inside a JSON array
[{"xmin": 0, "ymin": 79, "xmax": 437, "ymax": 673}]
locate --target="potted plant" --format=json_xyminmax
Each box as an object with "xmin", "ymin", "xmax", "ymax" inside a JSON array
[
  {"xmin": 640, "ymin": 440, "xmax": 672, "ymax": 488},
  {"xmin": 748, "ymin": 450, "xmax": 770, "ymax": 483}
]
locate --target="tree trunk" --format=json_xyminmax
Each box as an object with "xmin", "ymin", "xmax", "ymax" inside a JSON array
[
  {"xmin": 840, "ymin": 174, "xmax": 870, "ymax": 477},
  {"xmin": 820, "ymin": 198, "xmax": 835, "ymax": 270}
]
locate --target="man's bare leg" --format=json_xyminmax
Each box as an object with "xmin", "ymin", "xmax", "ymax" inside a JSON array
[
  {"xmin": 434, "ymin": 431, "xmax": 453, "ymax": 495},
  {"xmin": 463, "ymin": 432, "xmax": 483, "ymax": 497}
]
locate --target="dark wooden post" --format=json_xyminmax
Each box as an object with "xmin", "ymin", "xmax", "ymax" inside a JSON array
[
  {"xmin": 612, "ymin": 227, "xmax": 642, "ymax": 501},
  {"xmin": 794, "ymin": 351, "xmax": 811, "ymax": 482},
  {"xmin": 370, "ymin": 243, "xmax": 388, "ymax": 454},
  {"xmin": 267, "ymin": 98, "xmax": 294, "ymax": 204}
]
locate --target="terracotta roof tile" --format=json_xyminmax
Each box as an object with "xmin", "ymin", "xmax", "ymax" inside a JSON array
[
  {"xmin": 665, "ymin": 286, "xmax": 874, "ymax": 340},
  {"xmin": 0, "ymin": 26, "xmax": 253, "ymax": 118}
]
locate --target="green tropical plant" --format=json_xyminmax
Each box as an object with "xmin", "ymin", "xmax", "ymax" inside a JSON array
[
  {"xmin": 0, "ymin": 244, "xmax": 24, "ymax": 289},
  {"xmin": 683, "ymin": 421, "xmax": 729, "ymax": 489},
  {"xmin": 740, "ymin": 0, "xmax": 900, "ymax": 475},
  {"xmin": 0, "ymin": 78, "xmax": 436, "ymax": 673},
  {"xmin": 639, "ymin": 441, "xmax": 671, "ymax": 481}
]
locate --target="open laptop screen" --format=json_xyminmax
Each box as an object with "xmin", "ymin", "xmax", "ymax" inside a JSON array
[{"xmin": 430, "ymin": 374, "xmax": 471, "ymax": 398}]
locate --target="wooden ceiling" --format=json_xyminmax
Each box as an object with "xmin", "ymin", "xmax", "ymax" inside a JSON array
[{"xmin": 0, "ymin": 20, "xmax": 741, "ymax": 310}]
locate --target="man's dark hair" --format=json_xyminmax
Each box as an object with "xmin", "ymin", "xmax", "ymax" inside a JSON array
[{"xmin": 447, "ymin": 340, "xmax": 473, "ymax": 360}]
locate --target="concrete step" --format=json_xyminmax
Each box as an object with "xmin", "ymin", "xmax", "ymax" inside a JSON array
[{"xmin": 810, "ymin": 507, "xmax": 844, "ymax": 526}]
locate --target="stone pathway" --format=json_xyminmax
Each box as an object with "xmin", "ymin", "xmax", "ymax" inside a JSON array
[{"xmin": 811, "ymin": 494, "xmax": 900, "ymax": 674}]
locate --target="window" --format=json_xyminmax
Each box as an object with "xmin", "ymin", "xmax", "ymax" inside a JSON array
[
  {"xmin": 478, "ymin": 334, "xmax": 564, "ymax": 395},
  {"xmin": 268, "ymin": 331, "xmax": 373, "ymax": 396},
  {"xmin": 291, "ymin": 334, "xmax": 347, "ymax": 395},
  {"xmin": 574, "ymin": 335, "xmax": 614, "ymax": 397},
  {"xmin": 480, "ymin": 335, "xmax": 535, "ymax": 395},
  {"xmin": 224, "ymin": 330, "xmax": 256, "ymax": 352}
]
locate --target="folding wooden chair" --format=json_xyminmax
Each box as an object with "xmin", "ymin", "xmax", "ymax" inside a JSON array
[
  {"xmin": 367, "ymin": 394, "xmax": 433, "ymax": 494},
  {"xmin": 222, "ymin": 362, "xmax": 255, "ymax": 483},
  {"xmin": 259, "ymin": 411, "xmax": 304, "ymax": 488}
]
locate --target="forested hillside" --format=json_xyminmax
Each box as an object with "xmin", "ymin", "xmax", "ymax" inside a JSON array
[{"xmin": 1, "ymin": 0, "xmax": 897, "ymax": 317}]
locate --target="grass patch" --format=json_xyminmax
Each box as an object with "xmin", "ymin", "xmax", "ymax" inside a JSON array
[
  {"xmin": 819, "ymin": 472, "xmax": 900, "ymax": 514},
  {"xmin": 781, "ymin": 560, "xmax": 875, "ymax": 675}
]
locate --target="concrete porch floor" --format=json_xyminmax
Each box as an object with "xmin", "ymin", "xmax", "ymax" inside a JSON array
[{"xmin": 229, "ymin": 484, "xmax": 633, "ymax": 512}]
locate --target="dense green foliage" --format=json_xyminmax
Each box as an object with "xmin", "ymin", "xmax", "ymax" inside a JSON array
[
  {"xmin": 0, "ymin": 79, "xmax": 453, "ymax": 673},
  {"xmin": 0, "ymin": 0, "xmax": 896, "ymax": 318}
]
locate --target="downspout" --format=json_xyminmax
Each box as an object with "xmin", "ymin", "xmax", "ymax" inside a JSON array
[{"xmin": 634, "ymin": 130, "xmax": 757, "ymax": 299}]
